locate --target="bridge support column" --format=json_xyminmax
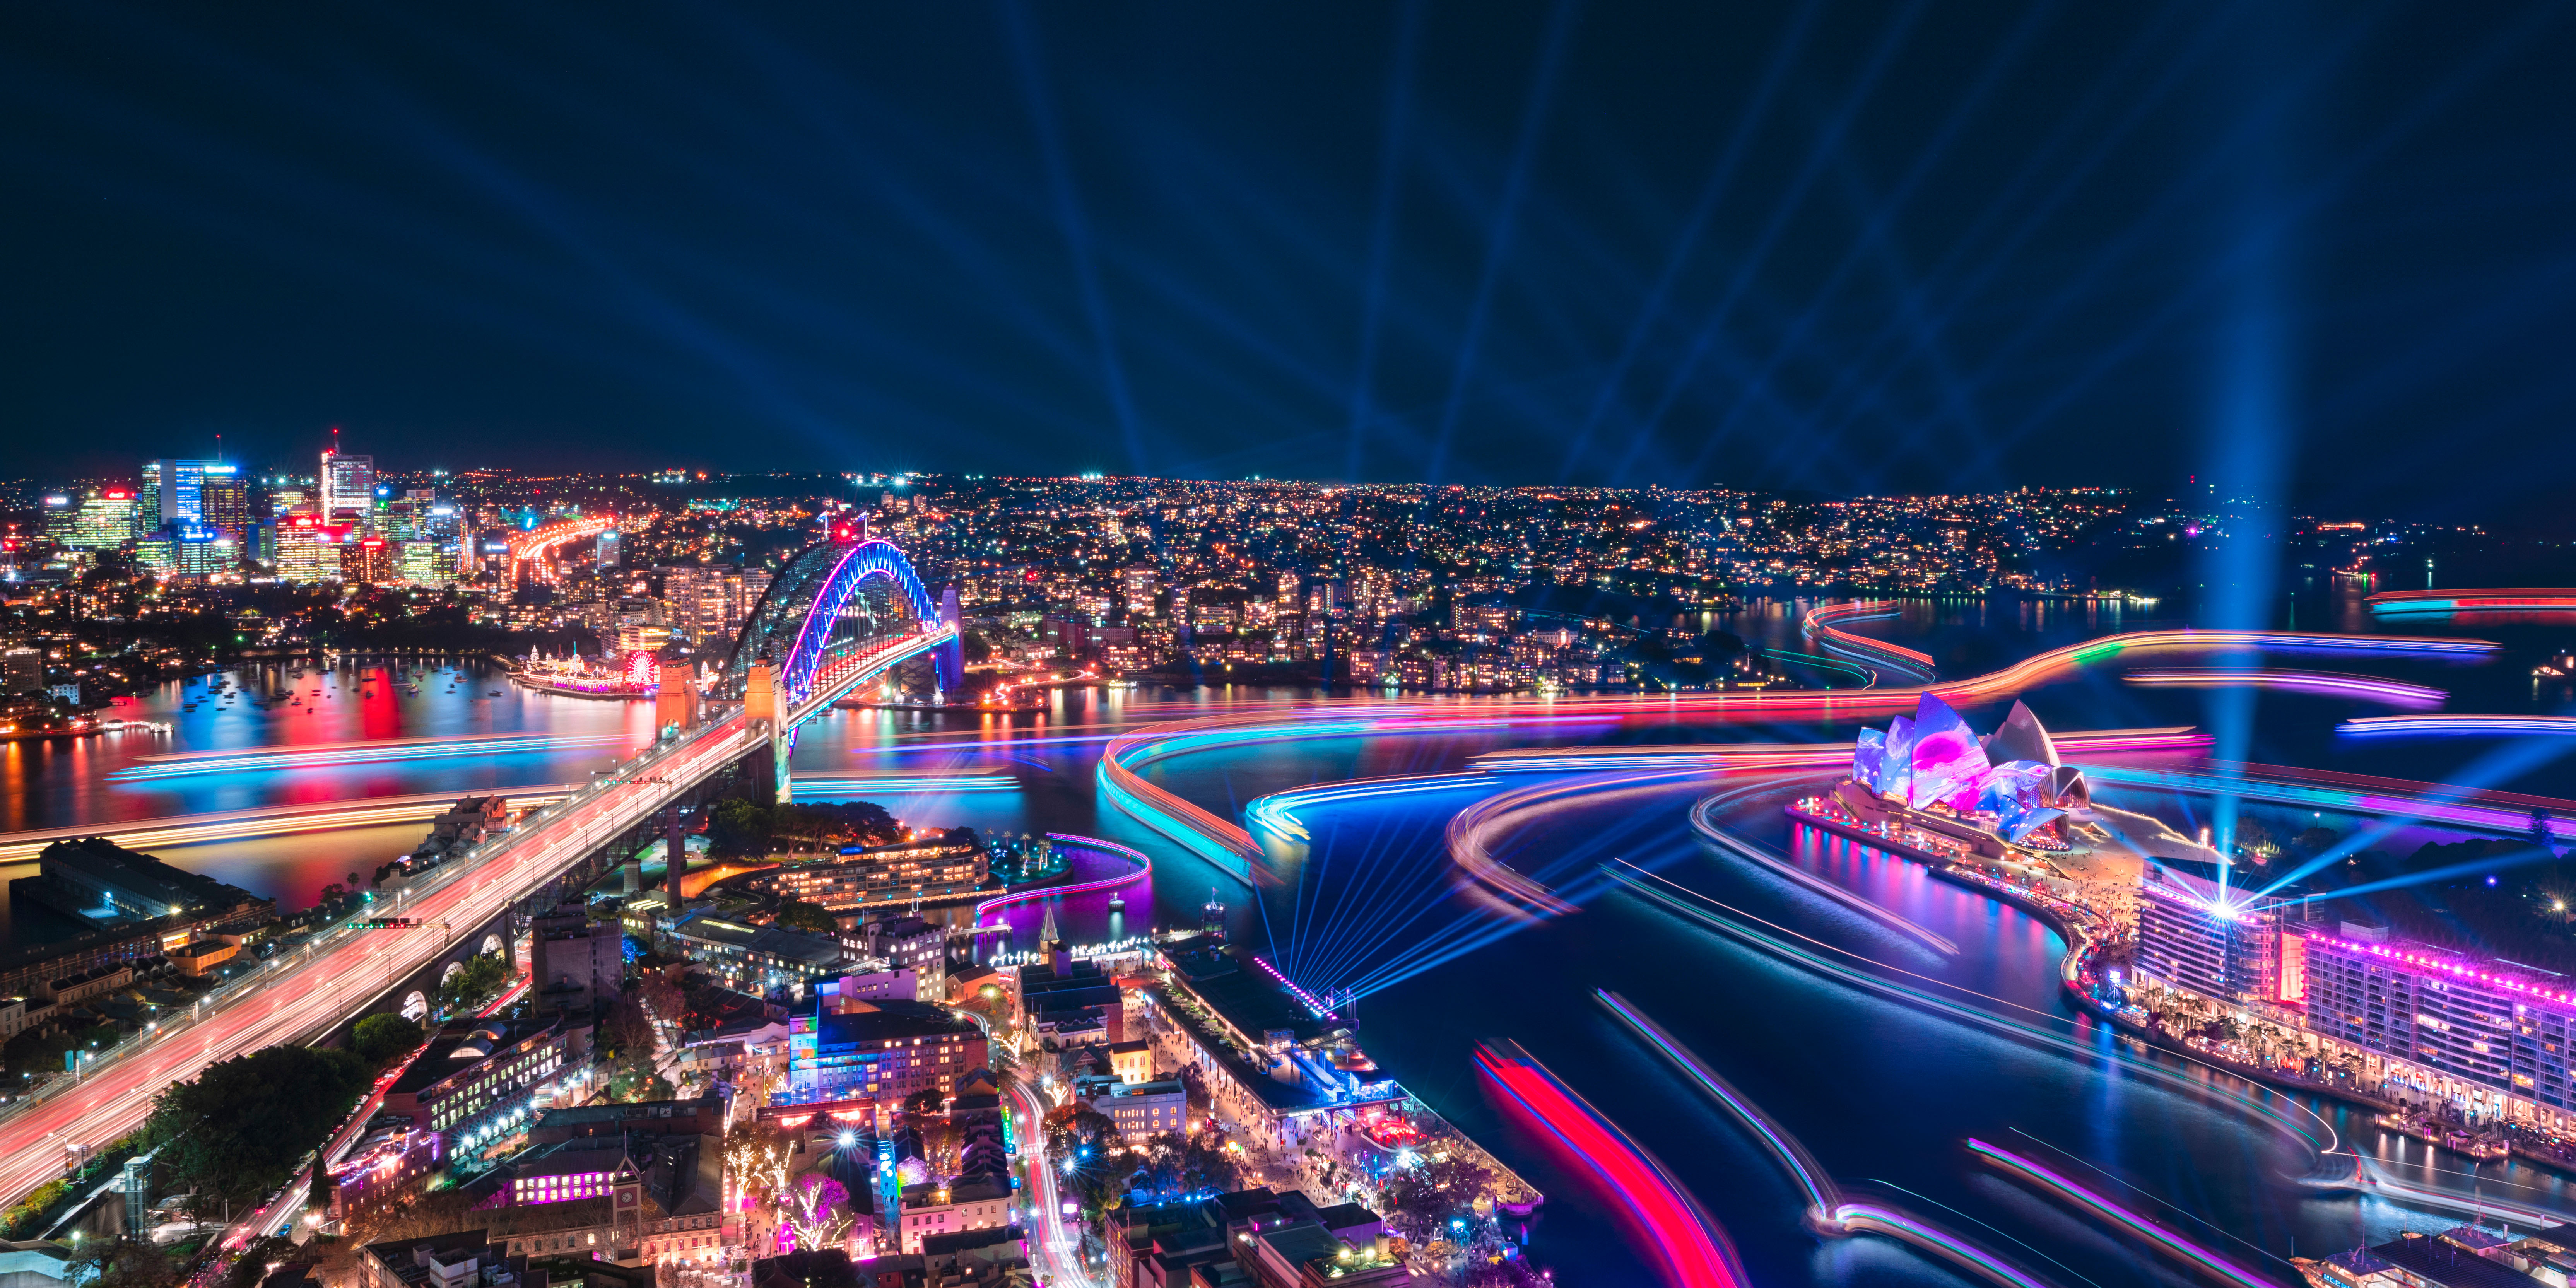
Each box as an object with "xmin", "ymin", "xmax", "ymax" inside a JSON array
[
  {"xmin": 667, "ymin": 806, "xmax": 688, "ymax": 904},
  {"xmin": 744, "ymin": 657, "xmax": 790, "ymax": 804},
  {"xmin": 933, "ymin": 585, "xmax": 964, "ymax": 699}
]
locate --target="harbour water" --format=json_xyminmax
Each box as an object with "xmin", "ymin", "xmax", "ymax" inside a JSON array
[{"xmin": 9, "ymin": 588, "xmax": 2576, "ymax": 1283}]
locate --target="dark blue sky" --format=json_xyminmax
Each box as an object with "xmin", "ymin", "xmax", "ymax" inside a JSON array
[{"xmin": 5, "ymin": 3, "xmax": 2573, "ymax": 525}]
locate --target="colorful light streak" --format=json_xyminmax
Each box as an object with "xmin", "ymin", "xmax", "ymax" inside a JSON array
[
  {"xmin": 1687, "ymin": 793, "xmax": 1959, "ymax": 955},
  {"xmin": 972, "ymin": 834, "xmax": 1149, "ymax": 926},
  {"xmin": 1596, "ymin": 990, "xmax": 1837, "ymax": 1220},
  {"xmin": 2063, "ymin": 760, "xmax": 2576, "ymax": 896},
  {"xmin": 2125, "ymin": 668, "xmax": 2446, "ymax": 705},
  {"xmin": 1600, "ymin": 861, "xmax": 2338, "ymax": 1153},
  {"xmin": 1243, "ymin": 773, "xmax": 1497, "ymax": 847},
  {"xmin": 1101, "ymin": 630, "xmax": 2458, "ymax": 885},
  {"xmin": 1473, "ymin": 1041, "xmax": 1747, "ymax": 1288},
  {"xmin": 1471, "ymin": 726, "xmax": 2210, "ymax": 774},
  {"xmin": 0, "ymin": 786, "xmax": 579, "ymax": 863},
  {"xmin": 791, "ymin": 771, "xmax": 1020, "ymax": 796},
  {"xmin": 2339, "ymin": 714, "xmax": 2576, "ymax": 737},
  {"xmin": 1965, "ymin": 1139, "xmax": 2275, "ymax": 1288},
  {"xmin": 1592, "ymin": 990, "xmax": 2062, "ymax": 1286},
  {"xmin": 2367, "ymin": 588, "xmax": 2576, "ymax": 616},
  {"xmin": 1804, "ymin": 601, "xmax": 1938, "ymax": 676},
  {"xmin": 109, "ymin": 732, "xmax": 632, "ymax": 781},
  {"xmin": 1826, "ymin": 1204, "xmax": 2058, "ymax": 1288}
]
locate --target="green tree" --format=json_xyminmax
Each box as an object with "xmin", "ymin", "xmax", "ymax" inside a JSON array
[
  {"xmin": 774, "ymin": 899, "xmax": 838, "ymax": 934},
  {"xmin": 145, "ymin": 1045, "xmax": 374, "ymax": 1215},
  {"xmin": 352, "ymin": 1013, "xmax": 425, "ymax": 1066},
  {"xmin": 705, "ymin": 800, "xmax": 777, "ymax": 857},
  {"xmin": 435, "ymin": 952, "xmax": 511, "ymax": 1013}
]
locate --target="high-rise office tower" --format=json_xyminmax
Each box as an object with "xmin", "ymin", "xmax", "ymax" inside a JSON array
[
  {"xmin": 198, "ymin": 466, "xmax": 248, "ymax": 543},
  {"xmin": 320, "ymin": 448, "xmax": 375, "ymax": 525}
]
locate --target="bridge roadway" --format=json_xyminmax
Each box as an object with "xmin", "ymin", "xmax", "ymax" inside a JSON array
[{"xmin": 0, "ymin": 625, "xmax": 952, "ymax": 1210}]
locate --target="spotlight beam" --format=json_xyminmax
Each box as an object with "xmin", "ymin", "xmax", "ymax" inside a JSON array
[
  {"xmin": 1422, "ymin": 0, "xmax": 1582, "ymax": 485},
  {"xmin": 1607, "ymin": 0, "xmax": 1931, "ymax": 482},
  {"xmin": 1548, "ymin": 0, "xmax": 1827, "ymax": 482}
]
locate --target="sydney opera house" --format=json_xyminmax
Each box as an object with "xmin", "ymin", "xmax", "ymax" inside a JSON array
[{"xmin": 1850, "ymin": 696, "xmax": 2092, "ymax": 848}]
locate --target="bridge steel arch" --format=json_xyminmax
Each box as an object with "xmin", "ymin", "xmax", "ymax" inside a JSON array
[{"xmin": 717, "ymin": 538, "xmax": 960, "ymax": 705}]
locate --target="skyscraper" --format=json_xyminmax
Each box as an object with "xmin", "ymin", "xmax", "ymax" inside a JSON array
[
  {"xmin": 321, "ymin": 448, "xmax": 375, "ymax": 525},
  {"xmin": 60, "ymin": 490, "xmax": 141, "ymax": 551},
  {"xmin": 198, "ymin": 466, "xmax": 249, "ymax": 543}
]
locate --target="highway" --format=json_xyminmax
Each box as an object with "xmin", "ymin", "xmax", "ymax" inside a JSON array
[
  {"xmin": 0, "ymin": 625, "xmax": 955, "ymax": 1214},
  {"xmin": 0, "ymin": 713, "xmax": 753, "ymax": 1211}
]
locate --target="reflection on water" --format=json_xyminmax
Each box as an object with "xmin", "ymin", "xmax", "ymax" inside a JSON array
[{"xmin": 6, "ymin": 600, "xmax": 2576, "ymax": 1283}]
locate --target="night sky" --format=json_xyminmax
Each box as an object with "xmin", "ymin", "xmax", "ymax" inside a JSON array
[{"xmin": 5, "ymin": 3, "xmax": 2573, "ymax": 524}]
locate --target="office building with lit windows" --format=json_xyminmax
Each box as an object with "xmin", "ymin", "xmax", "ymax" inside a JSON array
[
  {"xmin": 785, "ymin": 998, "xmax": 985, "ymax": 1104},
  {"xmin": 2300, "ymin": 930, "xmax": 2576, "ymax": 1128},
  {"xmin": 2133, "ymin": 865, "xmax": 2295, "ymax": 1005}
]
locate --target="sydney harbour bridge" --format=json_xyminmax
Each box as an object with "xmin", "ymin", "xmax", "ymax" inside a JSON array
[{"xmin": 0, "ymin": 530, "xmax": 964, "ymax": 1209}]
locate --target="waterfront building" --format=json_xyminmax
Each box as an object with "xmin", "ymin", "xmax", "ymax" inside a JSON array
[
  {"xmin": 2301, "ymin": 928, "xmax": 2576, "ymax": 1125},
  {"xmin": 2133, "ymin": 865, "xmax": 2296, "ymax": 1005},
  {"xmin": 14, "ymin": 836, "xmax": 272, "ymax": 927},
  {"xmin": 752, "ymin": 840, "xmax": 990, "ymax": 914}
]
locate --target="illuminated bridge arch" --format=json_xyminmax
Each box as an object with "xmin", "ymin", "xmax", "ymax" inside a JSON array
[{"xmin": 717, "ymin": 538, "xmax": 957, "ymax": 704}]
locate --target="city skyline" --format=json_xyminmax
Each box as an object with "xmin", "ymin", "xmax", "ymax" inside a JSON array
[{"xmin": 7, "ymin": 6, "xmax": 2576, "ymax": 530}]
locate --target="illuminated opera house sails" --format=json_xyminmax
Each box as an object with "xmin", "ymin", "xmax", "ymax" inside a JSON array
[{"xmin": 1850, "ymin": 696, "xmax": 2091, "ymax": 847}]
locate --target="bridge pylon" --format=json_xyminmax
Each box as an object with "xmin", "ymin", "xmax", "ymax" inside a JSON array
[
  {"xmin": 744, "ymin": 656, "xmax": 790, "ymax": 804},
  {"xmin": 934, "ymin": 584, "xmax": 964, "ymax": 699}
]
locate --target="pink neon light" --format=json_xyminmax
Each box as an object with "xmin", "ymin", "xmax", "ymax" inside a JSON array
[{"xmin": 1476, "ymin": 1044, "xmax": 1743, "ymax": 1288}]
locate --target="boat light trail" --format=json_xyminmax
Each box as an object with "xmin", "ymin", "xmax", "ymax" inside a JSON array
[
  {"xmin": 1595, "ymin": 991, "xmax": 2062, "ymax": 1288},
  {"xmin": 1805, "ymin": 601, "xmax": 1938, "ymax": 679},
  {"xmin": 109, "ymin": 732, "xmax": 634, "ymax": 781},
  {"xmin": 1100, "ymin": 630, "xmax": 2487, "ymax": 881},
  {"xmin": 1602, "ymin": 861, "xmax": 2338, "ymax": 1153},
  {"xmin": 973, "ymin": 834, "xmax": 1148, "ymax": 926},
  {"xmin": 1828, "ymin": 1203, "xmax": 2060, "ymax": 1288},
  {"xmin": 2340, "ymin": 714, "xmax": 2576, "ymax": 737},
  {"xmin": 1598, "ymin": 990, "xmax": 1838, "ymax": 1221},
  {"xmin": 2125, "ymin": 669, "xmax": 2445, "ymax": 706},
  {"xmin": 1966, "ymin": 1139, "xmax": 2275, "ymax": 1288},
  {"xmin": 2367, "ymin": 588, "xmax": 2576, "ymax": 617},
  {"xmin": 0, "ymin": 786, "xmax": 580, "ymax": 863},
  {"xmin": 1688, "ymin": 791, "xmax": 1958, "ymax": 954},
  {"xmin": 791, "ymin": 771, "xmax": 1020, "ymax": 796},
  {"xmin": 1473, "ymin": 1041, "xmax": 1747, "ymax": 1288}
]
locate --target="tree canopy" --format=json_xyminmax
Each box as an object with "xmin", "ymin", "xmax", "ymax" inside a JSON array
[
  {"xmin": 775, "ymin": 898, "xmax": 839, "ymax": 935},
  {"xmin": 145, "ymin": 1044, "xmax": 374, "ymax": 1209},
  {"xmin": 352, "ymin": 1013, "xmax": 425, "ymax": 1066}
]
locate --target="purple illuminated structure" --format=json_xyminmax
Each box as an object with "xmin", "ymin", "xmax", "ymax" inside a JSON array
[{"xmin": 1850, "ymin": 696, "xmax": 2089, "ymax": 846}]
